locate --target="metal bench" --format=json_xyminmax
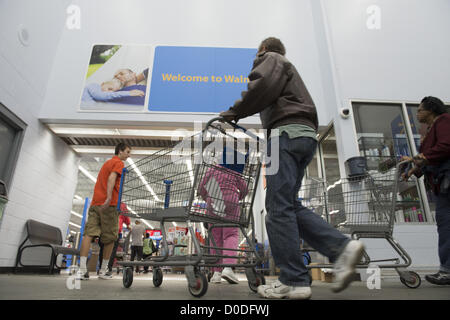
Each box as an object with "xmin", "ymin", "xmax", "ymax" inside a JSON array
[{"xmin": 15, "ymin": 219, "xmax": 80, "ymax": 274}]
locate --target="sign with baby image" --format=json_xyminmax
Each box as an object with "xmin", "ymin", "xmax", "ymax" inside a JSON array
[
  {"xmin": 79, "ymin": 44, "xmax": 256, "ymax": 113},
  {"xmin": 79, "ymin": 44, "xmax": 152, "ymax": 112}
]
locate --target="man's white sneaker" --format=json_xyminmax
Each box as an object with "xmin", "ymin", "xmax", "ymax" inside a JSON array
[
  {"xmin": 210, "ymin": 272, "xmax": 222, "ymax": 284},
  {"xmin": 76, "ymin": 270, "xmax": 89, "ymax": 281},
  {"xmin": 332, "ymin": 240, "xmax": 365, "ymax": 293},
  {"xmin": 98, "ymin": 270, "xmax": 113, "ymax": 280},
  {"xmin": 257, "ymin": 280, "xmax": 312, "ymax": 300},
  {"xmin": 221, "ymin": 268, "xmax": 239, "ymax": 284}
]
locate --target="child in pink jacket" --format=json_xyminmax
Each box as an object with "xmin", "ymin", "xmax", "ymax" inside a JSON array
[{"xmin": 198, "ymin": 148, "xmax": 248, "ymax": 284}]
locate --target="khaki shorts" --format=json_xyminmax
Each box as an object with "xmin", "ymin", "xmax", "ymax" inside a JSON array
[{"xmin": 83, "ymin": 206, "xmax": 119, "ymax": 244}]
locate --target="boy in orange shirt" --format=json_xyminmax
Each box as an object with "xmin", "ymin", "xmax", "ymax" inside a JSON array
[{"xmin": 77, "ymin": 143, "xmax": 131, "ymax": 280}]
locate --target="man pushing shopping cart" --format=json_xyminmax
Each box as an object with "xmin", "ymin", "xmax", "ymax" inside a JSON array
[{"xmin": 220, "ymin": 37, "xmax": 365, "ymax": 299}]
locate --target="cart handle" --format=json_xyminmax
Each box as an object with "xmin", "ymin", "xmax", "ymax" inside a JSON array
[{"xmin": 205, "ymin": 116, "xmax": 262, "ymax": 142}]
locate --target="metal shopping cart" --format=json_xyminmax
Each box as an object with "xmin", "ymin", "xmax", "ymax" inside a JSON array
[
  {"xmin": 116, "ymin": 117, "xmax": 265, "ymax": 297},
  {"xmin": 300, "ymin": 160, "xmax": 422, "ymax": 289}
]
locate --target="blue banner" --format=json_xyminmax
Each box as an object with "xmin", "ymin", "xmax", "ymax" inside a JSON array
[{"xmin": 148, "ymin": 46, "xmax": 257, "ymax": 113}]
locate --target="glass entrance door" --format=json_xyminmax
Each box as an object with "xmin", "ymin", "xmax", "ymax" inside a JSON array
[{"xmin": 352, "ymin": 102, "xmax": 427, "ymax": 223}]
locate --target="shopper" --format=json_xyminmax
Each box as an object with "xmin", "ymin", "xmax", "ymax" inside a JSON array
[
  {"xmin": 130, "ymin": 219, "xmax": 146, "ymax": 273},
  {"xmin": 198, "ymin": 147, "xmax": 248, "ymax": 284},
  {"xmin": 77, "ymin": 143, "xmax": 131, "ymax": 280},
  {"xmin": 402, "ymin": 96, "xmax": 450, "ymax": 285},
  {"xmin": 143, "ymin": 233, "xmax": 156, "ymax": 273},
  {"xmin": 97, "ymin": 203, "xmax": 131, "ymax": 275},
  {"xmin": 220, "ymin": 37, "xmax": 364, "ymax": 299}
]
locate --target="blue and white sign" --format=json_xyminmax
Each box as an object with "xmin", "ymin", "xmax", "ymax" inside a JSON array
[{"xmin": 148, "ymin": 46, "xmax": 257, "ymax": 113}]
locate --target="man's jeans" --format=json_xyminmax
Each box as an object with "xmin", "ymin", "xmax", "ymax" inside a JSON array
[
  {"xmin": 265, "ymin": 133, "xmax": 350, "ymax": 286},
  {"xmin": 436, "ymin": 193, "xmax": 450, "ymax": 272}
]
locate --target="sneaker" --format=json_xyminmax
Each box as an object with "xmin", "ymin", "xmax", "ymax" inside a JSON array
[
  {"xmin": 332, "ymin": 240, "xmax": 365, "ymax": 293},
  {"xmin": 257, "ymin": 280, "xmax": 312, "ymax": 300},
  {"xmin": 210, "ymin": 272, "xmax": 222, "ymax": 284},
  {"xmin": 76, "ymin": 270, "xmax": 89, "ymax": 281},
  {"xmin": 98, "ymin": 270, "xmax": 113, "ymax": 280},
  {"xmin": 425, "ymin": 271, "xmax": 450, "ymax": 285},
  {"xmin": 221, "ymin": 268, "xmax": 239, "ymax": 284}
]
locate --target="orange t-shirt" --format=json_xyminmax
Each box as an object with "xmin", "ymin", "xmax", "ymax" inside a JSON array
[{"xmin": 91, "ymin": 156, "xmax": 125, "ymax": 206}]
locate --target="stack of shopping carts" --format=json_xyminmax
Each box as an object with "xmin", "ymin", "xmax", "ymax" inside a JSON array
[{"xmin": 299, "ymin": 161, "xmax": 421, "ymax": 288}]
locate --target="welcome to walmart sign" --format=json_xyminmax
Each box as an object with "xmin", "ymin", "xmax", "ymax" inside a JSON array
[{"xmin": 148, "ymin": 46, "xmax": 257, "ymax": 113}]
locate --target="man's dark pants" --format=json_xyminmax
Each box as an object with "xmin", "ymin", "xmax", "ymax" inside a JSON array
[
  {"xmin": 131, "ymin": 245, "xmax": 144, "ymax": 272},
  {"xmin": 265, "ymin": 133, "xmax": 350, "ymax": 286},
  {"xmin": 436, "ymin": 193, "xmax": 450, "ymax": 272}
]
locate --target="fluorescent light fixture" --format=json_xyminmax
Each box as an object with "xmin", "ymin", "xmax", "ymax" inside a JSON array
[
  {"xmin": 119, "ymin": 129, "xmax": 194, "ymax": 137},
  {"xmin": 72, "ymin": 146, "xmax": 194, "ymax": 156},
  {"xmin": 78, "ymin": 165, "xmax": 97, "ymax": 183},
  {"xmin": 326, "ymin": 179, "xmax": 342, "ymax": 191},
  {"xmin": 48, "ymin": 125, "xmax": 195, "ymax": 138},
  {"xmin": 69, "ymin": 221, "xmax": 81, "ymax": 228},
  {"xmin": 70, "ymin": 230, "xmax": 77, "ymax": 234},
  {"xmin": 172, "ymin": 222, "xmax": 177, "ymax": 227},
  {"xmin": 72, "ymin": 147, "xmax": 115, "ymax": 154},
  {"xmin": 49, "ymin": 124, "xmax": 265, "ymax": 140},
  {"xmin": 329, "ymin": 210, "xmax": 340, "ymax": 215},
  {"xmin": 49, "ymin": 127, "xmax": 119, "ymax": 135},
  {"xmin": 186, "ymin": 159, "xmax": 194, "ymax": 185},
  {"xmin": 141, "ymin": 219, "xmax": 154, "ymax": 229},
  {"xmin": 74, "ymin": 195, "xmax": 83, "ymax": 200},
  {"xmin": 239, "ymin": 230, "xmax": 253, "ymax": 246},
  {"xmin": 125, "ymin": 204, "xmax": 155, "ymax": 229},
  {"xmin": 127, "ymin": 158, "xmax": 162, "ymax": 202},
  {"xmin": 70, "ymin": 211, "xmax": 83, "ymax": 218}
]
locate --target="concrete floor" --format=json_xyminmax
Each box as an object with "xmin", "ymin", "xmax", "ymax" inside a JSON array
[{"xmin": 0, "ymin": 271, "xmax": 449, "ymax": 300}]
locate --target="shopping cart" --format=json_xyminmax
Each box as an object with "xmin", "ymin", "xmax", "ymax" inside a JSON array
[
  {"xmin": 116, "ymin": 117, "xmax": 265, "ymax": 297},
  {"xmin": 300, "ymin": 160, "xmax": 422, "ymax": 288}
]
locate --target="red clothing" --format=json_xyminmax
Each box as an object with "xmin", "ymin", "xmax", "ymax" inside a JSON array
[
  {"xmin": 118, "ymin": 203, "xmax": 130, "ymax": 233},
  {"xmin": 420, "ymin": 113, "xmax": 450, "ymax": 165},
  {"xmin": 119, "ymin": 216, "xmax": 130, "ymax": 234},
  {"xmin": 91, "ymin": 156, "xmax": 124, "ymax": 206}
]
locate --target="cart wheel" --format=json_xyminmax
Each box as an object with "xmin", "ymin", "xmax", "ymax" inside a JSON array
[
  {"xmin": 123, "ymin": 267, "xmax": 133, "ymax": 288},
  {"xmin": 153, "ymin": 267, "xmax": 163, "ymax": 287},
  {"xmin": 188, "ymin": 271, "xmax": 208, "ymax": 298},
  {"xmin": 248, "ymin": 272, "xmax": 266, "ymax": 293},
  {"xmin": 400, "ymin": 271, "xmax": 421, "ymax": 289}
]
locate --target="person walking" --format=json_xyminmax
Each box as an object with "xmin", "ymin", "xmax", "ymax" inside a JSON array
[
  {"xmin": 130, "ymin": 219, "xmax": 146, "ymax": 273},
  {"xmin": 198, "ymin": 147, "xmax": 248, "ymax": 284},
  {"xmin": 402, "ymin": 96, "xmax": 450, "ymax": 285},
  {"xmin": 77, "ymin": 143, "xmax": 131, "ymax": 280},
  {"xmin": 220, "ymin": 37, "xmax": 364, "ymax": 299},
  {"xmin": 97, "ymin": 203, "xmax": 131, "ymax": 275},
  {"xmin": 143, "ymin": 233, "xmax": 156, "ymax": 273}
]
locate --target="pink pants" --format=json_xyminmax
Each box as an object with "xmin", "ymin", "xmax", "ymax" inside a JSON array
[{"xmin": 210, "ymin": 227, "xmax": 239, "ymax": 272}]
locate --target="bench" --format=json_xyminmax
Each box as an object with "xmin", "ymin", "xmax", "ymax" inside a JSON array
[{"xmin": 15, "ymin": 219, "xmax": 80, "ymax": 274}]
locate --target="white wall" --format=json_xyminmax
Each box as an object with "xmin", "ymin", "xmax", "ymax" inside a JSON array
[
  {"xmin": 321, "ymin": 0, "xmax": 450, "ymax": 172},
  {"xmin": 40, "ymin": 0, "xmax": 332, "ymax": 126},
  {"xmin": 0, "ymin": 0, "xmax": 80, "ymax": 267}
]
